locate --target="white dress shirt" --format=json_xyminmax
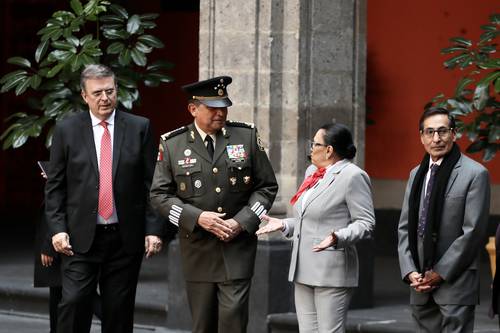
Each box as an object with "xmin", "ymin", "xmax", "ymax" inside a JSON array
[{"xmin": 194, "ymin": 121, "xmax": 216, "ymax": 148}]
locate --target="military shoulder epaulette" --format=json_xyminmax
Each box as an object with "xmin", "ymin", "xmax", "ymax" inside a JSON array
[
  {"xmin": 226, "ymin": 120, "xmax": 255, "ymax": 129},
  {"xmin": 161, "ymin": 126, "xmax": 188, "ymax": 140}
]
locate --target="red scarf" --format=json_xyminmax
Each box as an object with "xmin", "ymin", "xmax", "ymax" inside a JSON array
[{"xmin": 290, "ymin": 167, "xmax": 326, "ymax": 205}]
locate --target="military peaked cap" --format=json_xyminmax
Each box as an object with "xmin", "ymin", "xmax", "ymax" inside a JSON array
[{"xmin": 182, "ymin": 76, "xmax": 233, "ymax": 108}]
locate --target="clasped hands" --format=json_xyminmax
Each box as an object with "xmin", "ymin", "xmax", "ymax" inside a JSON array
[
  {"xmin": 197, "ymin": 212, "xmax": 242, "ymax": 242},
  {"xmin": 255, "ymin": 215, "xmax": 336, "ymax": 252},
  {"xmin": 407, "ymin": 270, "xmax": 443, "ymax": 293}
]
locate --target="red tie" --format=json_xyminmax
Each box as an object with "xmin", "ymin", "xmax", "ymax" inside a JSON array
[
  {"xmin": 98, "ymin": 121, "xmax": 114, "ymax": 220},
  {"xmin": 290, "ymin": 167, "xmax": 326, "ymax": 205}
]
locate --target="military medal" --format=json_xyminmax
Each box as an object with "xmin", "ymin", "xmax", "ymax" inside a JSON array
[
  {"xmin": 184, "ymin": 149, "xmax": 192, "ymax": 156},
  {"xmin": 194, "ymin": 180, "xmax": 202, "ymax": 188},
  {"xmin": 229, "ymin": 177, "xmax": 237, "ymax": 186},
  {"xmin": 226, "ymin": 144, "xmax": 246, "ymax": 161},
  {"xmin": 244, "ymin": 176, "xmax": 251, "ymax": 184},
  {"xmin": 179, "ymin": 182, "xmax": 187, "ymax": 191}
]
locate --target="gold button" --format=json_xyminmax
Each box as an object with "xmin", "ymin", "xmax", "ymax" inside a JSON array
[
  {"xmin": 213, "ymin": 167, "xmax": 218, "ymax": 174},
  {"xmin": 217, "ymin": 207, "xmax": 223, "ymax": 213},
  {"xmin": 215, "ymin": 187, "xmax": 221, "ymax": 193},
  {"xmin": 186, "ymin": 171, "xmax": 190, "ymax": 176}
]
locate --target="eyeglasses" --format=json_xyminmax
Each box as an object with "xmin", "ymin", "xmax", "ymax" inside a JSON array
[
  {"xmin": 420, "ymin": 127, "xmax": 454, "ymax": 139},
  {"xmin": 308, "ymin": 140, "xmax": 329, "ymax": 150}
]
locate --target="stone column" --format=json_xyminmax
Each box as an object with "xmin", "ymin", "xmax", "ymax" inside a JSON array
[
  {"xmin": 163, "ymin": 1, "xmax": 368, "ymax": 331},
  {"xmin": 199, "ymin": 0, "xmax": 366, "ymax": 208}
]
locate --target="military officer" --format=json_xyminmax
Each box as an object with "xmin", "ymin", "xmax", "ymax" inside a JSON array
[{"xmin": 150, "ymin": 76, "xmax": 278, "ymax": 333}]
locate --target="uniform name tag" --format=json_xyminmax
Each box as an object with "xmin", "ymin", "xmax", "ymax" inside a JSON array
[{"xmin": 226, "ymin": 144, "xmax": 246, "ymax": 160}]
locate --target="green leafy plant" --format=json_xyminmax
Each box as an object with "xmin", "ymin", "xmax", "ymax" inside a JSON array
[
  {"xmin": 0, "ymin": 0, "xmax": 173, "ymax": 149},
  {"xmin": 428, "ymin": 13, "xmax": 499, "ymax": 161}
]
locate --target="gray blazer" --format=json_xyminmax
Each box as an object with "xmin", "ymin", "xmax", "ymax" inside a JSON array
[
  {"xmin": 398, "ymin": 153, "xmax": 490, "ymax": 305},
  {"xmin": 285, "ymin": 160, "xmax": 375, "ymax": 287}
]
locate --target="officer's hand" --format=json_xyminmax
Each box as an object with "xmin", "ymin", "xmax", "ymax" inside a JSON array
[
  {"xmin": 197, "ymin": 212, "xmax": 232, "ymax": 240},
  {"xmin": 221, "ymin": 218, "xmax": 242, "ymax": 242},
  {"xmin": 145, "ymin": 235, "xmax": 163, "ymax": 258},
  {"xmin": 52, "ymin": 232, "xmax": 74, "ymax": 256}
]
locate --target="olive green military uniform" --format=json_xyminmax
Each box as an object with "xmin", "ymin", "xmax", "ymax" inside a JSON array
[{"xmin": 150, "ymin": 120, "xmax": 278, "ymax": 333}]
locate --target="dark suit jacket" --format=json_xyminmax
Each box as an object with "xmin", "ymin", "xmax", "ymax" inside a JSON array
[{"xmin": 45, "ymin": 110, "xmax": 163, "ymax": 254}]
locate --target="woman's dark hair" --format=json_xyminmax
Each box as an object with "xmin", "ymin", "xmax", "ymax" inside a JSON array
[{"xmin": 319, "ymin": 123, "xmax": 357, "ymax": 160}]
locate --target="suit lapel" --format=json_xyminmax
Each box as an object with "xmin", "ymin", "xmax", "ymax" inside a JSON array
[
  {"xmin": 80, "ymin": 112, "xmax": 98, "ymax": 176},
  {"xmin": 112, "ymin": 110, "xmax": 126, "ymax": 181},
  {"xmin": 187, "ymin": 123, "xmax": 212, "ymax": 163},
  {"xmin": 445, "ymin": 156, "xmax": 462, "ymax": 196},
  {"xmin": 301, "ymin": 160, "xmax": 350, "ymax": 213},
  {"xmin": 213, "ymin": 127, "xmax": 229, "ymax": 164}
]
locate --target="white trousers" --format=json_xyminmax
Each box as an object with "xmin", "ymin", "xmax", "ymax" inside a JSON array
[{"xmin": 294, "ymin": 282, "xmax": 353, "ymax": 333}]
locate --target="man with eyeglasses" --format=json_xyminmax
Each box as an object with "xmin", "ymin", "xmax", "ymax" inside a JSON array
[
  {"xmin": 397, "ymin": 107, "xmax": 490, "ymax": 332},
  {"xmin": 45, "ymin": 64, "xmax": 164, "ymax": 333}
]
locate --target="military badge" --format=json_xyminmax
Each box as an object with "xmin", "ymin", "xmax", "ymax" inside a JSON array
[
  {"xmin": 190, "ymin": 130, "xmax": 195, "ymax": 141},
  {"xmin": 226, "ymin": 144, "xmax": 247, "ymax": 160},
  {"xmin": 184, "ymin": 149, "xmax": 192, "ymax": 157},
  {"xmin": 179, "ymin": 182, "xmax": 187, "ymax": 191},
  {"xmin": 229, "ymin": 177, "xmax": 237, "ymax": 186},
  {"xmin": 157, "ymin": 144, "xmax": 164, "ymax": 161},
  {"xmin": 244, "ymin": 176, "xmax": 251, "ymax": 184},
  {"xmin": 194, "ymin": 180, "xmax": 202, "ymax": 188}
]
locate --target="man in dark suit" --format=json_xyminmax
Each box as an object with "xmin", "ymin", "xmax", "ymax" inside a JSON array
[
  {"xmin": 45, "ymin": 64, "xmax": 164, "ymax": 333},
  {"xmin": 150, "ymin": 76, "xmax": 278, "ymax": 333},
  {"xmin": 398, "ymin": 107, "xmax": 490, "ymax": 332}
]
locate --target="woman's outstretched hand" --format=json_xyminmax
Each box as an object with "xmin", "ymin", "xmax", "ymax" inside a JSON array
[{"xmin": 255, "ymin": 215, "xmax": 284, "ymax": 235}]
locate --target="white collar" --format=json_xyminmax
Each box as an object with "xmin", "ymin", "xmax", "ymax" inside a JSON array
[
  {"xmin": 89, "ymin": 110, "xmax": 115, "ymax": 127},
  {"xmin": 194, "ymin": 121, "xmax": 216, "ymax": 142}
]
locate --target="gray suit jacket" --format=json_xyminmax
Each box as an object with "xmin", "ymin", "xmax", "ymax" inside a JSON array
[
  {"xmin": 398, "ymin": 153, "xmax": 490, "ymax": 305},
  {"xmin": 285, "ymin": 160, "xmax": 375, "ymax": 287}
]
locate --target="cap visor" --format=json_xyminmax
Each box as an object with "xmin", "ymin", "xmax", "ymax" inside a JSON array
[{"xmin": 200, "ymin": 97, "xmax": 232, "ymax": 108}]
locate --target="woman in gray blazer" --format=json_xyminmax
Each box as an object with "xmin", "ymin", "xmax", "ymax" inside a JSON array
[{"xmin": 256, "ymin": 123, "xmax": 375, "ymax": 333}]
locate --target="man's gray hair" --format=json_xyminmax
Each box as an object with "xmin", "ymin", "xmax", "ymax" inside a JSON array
[{"xmin": 80, "ymin": 64, "xmax": 116, "ymax": 91}]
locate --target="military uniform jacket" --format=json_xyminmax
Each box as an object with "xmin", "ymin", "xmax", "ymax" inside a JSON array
[{"xmin": 150, "ymin": 121, "xmax": 278, "ymax": 282}]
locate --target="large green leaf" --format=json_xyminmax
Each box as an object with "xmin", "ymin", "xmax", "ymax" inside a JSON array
[
  {"xmin": 109, "ymin": 4, "xmax": 128, "ymax": 19},
  {"xmin": 127, "ymin": 14, "xmax": 141, "ymax": 34},
  {"xmin": 137, "ymin": 34, "xmax": 164, "ymax": 48},
  {"xmin": 450, "ymin": 37, "xmax": 472, "ymax": 47},
  {"xmin": 46, "ymin": 63, "xmax": 65, "ymax": 78},
  {"xmin": 7, "ymin": 57, "xmax": 31, "ymax": 68},
  {"xmin": 35, "ymin": 40, "xmax": 50, "ymax": 63},
  {"xmin": 52, "ymin": 40, "xmax": 77, "ymax": 52},
  {"xmin": 443, "ymin": 53, "xmax": 470, "ymax": 69},
  {"xmin": 454, "ymin": 77, "xmax": 474, "ymax": 98},
  {"xmin": 70, "ymin": 0, "xmax": 83, "ymax": 15},
  {"xmin": 441, "ymin": 46, "xmax": 467, "ymax": 54},
  {"xmin": 139, "ymin": 13, "xmax": 159, "ymax": 20},
  {"xmin": 1, "ymin": 75, "xmax": 28, "ymax": 93},
  {"xmin": 0, "ymin": 70, "xmax": 28, "ymax": 84},
  {"xmin": 15, "ymin": 77, "xmax": 32, "ymax": 95},
  {"xmin": 106, "ymin": 41, "xmax": 125, "ymax": 54},
  {"xmin": 483, "ymin": 144, "xmax": 497, "ymax": 162},
  {"xmin": 135, "ymin": 41, "xmax": 152, "ymax": 53},
  {"xmin": 30, "ymin": 75, "xmax": 42, "ymax": 89},
  {"xmin": 100, "ymin": 14, "xmax": 125, "ymax": 23},
  {"xmin": 131, "ymin": 48, "xmax": 147, "ymax": 66},
  {"xmin": 118, "ymin": 48, "xmax": 131, "ymax": 66}
]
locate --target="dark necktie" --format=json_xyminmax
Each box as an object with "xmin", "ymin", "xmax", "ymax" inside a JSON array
[
  {"xmin": 98, "ymin": 121, "xmax": 113, "ymax": 220},
  {"xmin": 205, "ymin": 135, "xmax": 214, "ymax": 160},
  {"xmin": 417, "ymin": 164, "xmax": 438, "ymax": 237}
]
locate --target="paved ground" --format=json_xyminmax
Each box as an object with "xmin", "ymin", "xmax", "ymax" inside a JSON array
[{"xmin": 1, "ymin": 222, "xmax": 499, "ymax": 332}]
